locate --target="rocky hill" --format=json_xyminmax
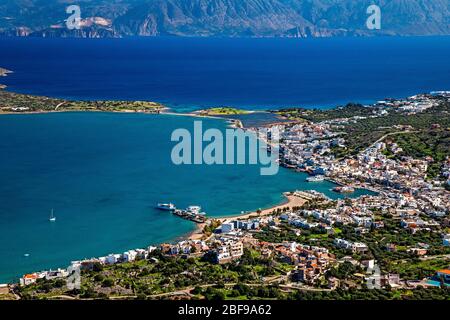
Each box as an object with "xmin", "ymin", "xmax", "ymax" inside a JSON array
[{"xmin": 0, "ymin": 0, "xmax": 448, "ymax": 37}]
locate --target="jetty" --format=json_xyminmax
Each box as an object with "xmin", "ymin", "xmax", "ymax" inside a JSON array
[
  {"xmin": 157, "ymin": 203, "xmax": 207, "ymax": 224},
  {"xmin": 173, "ymin": 209, "xmax": 206, "ymax": 224}
]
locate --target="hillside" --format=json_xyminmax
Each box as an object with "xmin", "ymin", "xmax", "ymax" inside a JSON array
[{"xmin": 0, "ymin": 0, "xmax": 448, "ymax": 38}]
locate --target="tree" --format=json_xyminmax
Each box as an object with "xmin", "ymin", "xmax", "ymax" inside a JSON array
[
  {"xmin": 191, "ymin": 286, "xmax": 203, "ymax": 295},
  {"xmin": 102, "ymin": 278, "xmax": 114, "ymax": 287}
]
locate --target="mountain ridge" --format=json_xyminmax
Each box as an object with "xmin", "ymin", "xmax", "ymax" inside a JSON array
[{"xmin": 0, "ymin": 0, "xmax": 449, "ymax": 38}]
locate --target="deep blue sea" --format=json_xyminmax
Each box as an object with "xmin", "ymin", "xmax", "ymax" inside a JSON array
[
  {"xmin": 1, "ymin": 36, "xmax": 449, "ymax": 111},
  {"xmin": 0, "ymin": 36, "xmax": 449, "ymax": 283}
]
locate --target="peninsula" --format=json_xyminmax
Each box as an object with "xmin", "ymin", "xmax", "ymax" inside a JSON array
[{"xmin": 0, "ymin": 89, "xmax": 166, "ymax": 114}]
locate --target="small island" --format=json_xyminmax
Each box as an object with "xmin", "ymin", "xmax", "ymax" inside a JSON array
[{"xmin": 196, "ymin": 107, "xmax": 250, "ymax": 116}]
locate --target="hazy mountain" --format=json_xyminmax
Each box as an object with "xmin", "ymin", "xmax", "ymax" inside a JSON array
[{"xmin": 0, "ymin": 0, "xmax": 448, "ymax": 37}]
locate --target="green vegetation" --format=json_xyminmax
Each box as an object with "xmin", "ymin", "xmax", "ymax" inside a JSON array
[
  {"xmin": 327, "ymin": 261, "xmax": 364, "ymax": 280},
  {"xmin": 0, "ymin": 90, "xmax": 166, "ymax": 113},
  {"xmin": 16, "ymin": 249, "xmax": 287, "ymax": 300},
  {"xmin": 199, "ymin": 107, "xmax": 250, "ymax": 116},
  {"xmin": 336, "ymin": 102, "xmax": 450, "ymax": 156},
  {"xmin": 386, "ymin": 258, "xmax": 450, "ymax": 280},
  {"xmin": 335, "ymin": 214, "xmax": 450, "ymax": 278},
  {"xmin": 288, "ymin": 287, "xmax": 450, "ymax": 300},
  {"xmin": 276, "ymin": 103, "xmax": 375, "ymax": 122},
  {"xmin": 202, "ymin": 219, "xmax": 222, "ymax": 236},
  {"xmin": 388, "ymin": 130, "xmax": 449, "ymax": 179},
  {"xmin": 254, "ymin": 224, "xmax": 335, "ymax": 250},
  {"xmin": 187, "ymin": 284, "xmax": 450, "ymax": 300}
]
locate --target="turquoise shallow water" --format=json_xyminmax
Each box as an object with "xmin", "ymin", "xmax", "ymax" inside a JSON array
[{"xmin": 0, "ymin": 112, "xmax": 373, "ymax": 283}]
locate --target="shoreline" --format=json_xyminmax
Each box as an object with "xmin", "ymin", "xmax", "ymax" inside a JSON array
[
  {"xmin": 0, "ymin": 103, "xmax": 371, "ymax": 284},
  {"xmin": 0, "ymin": 106, "xmax": 284, "ymax": 283},
  {"xmin": 186, "ymin": 192, "xmax": 308, "ymax": 241},
  {"xmin": 0, "ymin": 86, "xmax": 432, "ymax": 285},
  {"xmin": 217, "ymin": 193, "xmax": 307, "ymax": 222},
  {"xmin": 0, "ymin": 109, "xmax": 248, "ymax": 131}
]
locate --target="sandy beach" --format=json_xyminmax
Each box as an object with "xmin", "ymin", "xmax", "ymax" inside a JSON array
[
  {"xmin": 218, "ymin": 193, "xmax": 307, "ymax": 222},
  {"xmin": 187, "ymin": 192, "xmax": 307, "ymax": 240}
]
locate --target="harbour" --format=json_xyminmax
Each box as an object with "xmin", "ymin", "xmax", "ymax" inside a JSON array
[{"xmin": 0, "ymin": 111, "xmax": 377, "ymax": 283}]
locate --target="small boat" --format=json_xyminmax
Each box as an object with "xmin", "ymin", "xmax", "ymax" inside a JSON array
[
  {"xmin": 306, "ymin": 175, "xmax": 325, "ymax": 182},
  {"xmin": 186, "ymin": 206, "xmax": 201, "ymax": 215},
  {"xmin": 24, "ymin": 253, "xmax": 30, "ymax": 257},
  {"xmin": 157, "ymin": 203, "xmax": 176, "ymax": 211},
  {"xmin": 49, "ymin": 209, "xmax": 56, "ymax": 222},
  {"xmin": 333, "ymin": 186, "xmax": 355, "ymax": 193}
]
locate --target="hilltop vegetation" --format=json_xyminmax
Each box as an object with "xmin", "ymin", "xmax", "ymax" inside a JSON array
[{"xmin": 276, "ymin": 103, "xmax": 377, "ymax": 123}]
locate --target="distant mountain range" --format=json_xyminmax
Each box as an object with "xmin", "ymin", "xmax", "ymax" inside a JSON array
[{"xmin": 0, "ymin": 0, "xmax": 449, "ymax": 38}]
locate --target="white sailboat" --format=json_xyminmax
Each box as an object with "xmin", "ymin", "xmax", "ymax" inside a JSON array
[{"xmin": 49, "ymin": 209, "xmax": 56, "ymax": 222}]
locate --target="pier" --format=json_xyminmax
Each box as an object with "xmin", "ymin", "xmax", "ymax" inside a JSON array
[{"xmin": 173, "ymin": 210, "xmax": 206, "ymax": 224}]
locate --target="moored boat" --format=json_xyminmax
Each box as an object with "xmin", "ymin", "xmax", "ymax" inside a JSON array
[
  {"xmin": 333, "ymin": 186, "xmax": 355, "ymax": 193},
  {"xmin": 49, "ymin": 209, "xmax": 56, "ymax": 222},
  {"xmin": 186, "ymin": 206, "xmax": 201, "ymax": 214},
  {"xmin": 306, "ymin": 175, "xmax": 325, "ymax": 182},
  {"xmin": 157, "ymin": 203, "xmax": 176, "ymax": 211}
]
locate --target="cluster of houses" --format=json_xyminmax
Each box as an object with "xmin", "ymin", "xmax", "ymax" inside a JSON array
[
  {"xmin": 160, "ymin": 240, "xmax": 209, "ymax": 256},
  {"xmin": 258, "ymin": 241, "xmax": 335, "ymax": 286},
  {"xmin": 270, "ymin": 122, "xmax": 344, "ymax": 173},
  {"xmin": 270, "ymin": 92, "xmax": 448, "ymax": 218},
  {"xmin": 272, "ymin": 93, "xmax": 449, "ymax": 186},
  {"xmin": 19, "ymin": 268, "xmax": 69, "ymax": 286},
  {"xmin": 325, "ymin": 139, "xmax": 449, "ymax": 222},
  {"xmin": 333, "ymin": 238, "xmax": 369, "ymax": 254},
  {"xmin": 213, "ymin": 239, "xmax": 245, "ymax": 264},
  {"xmin": 280, "ymin": 197, "xmax": 386, "ymax": 231},
  {"xmin": 375, "ymin": 94, "xmax": 441, "ymax": 114},
  {"xmin": 19, "ymin": 245, "xmax": 159, "ymax": 286},
  {"xmin": 217, "ymin": 219, "xmax": 261, "ymax": 234},
  {"xmin": 159, "ymin": 236, "xmax": 245, "ymax": 265}
]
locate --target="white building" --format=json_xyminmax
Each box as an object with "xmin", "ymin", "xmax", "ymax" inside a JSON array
[
  {"xmin": 105, "ymin": 253, "xmax": 121, "ymax": 265},
  {"xmin": 123, "ymin": 250, "xmax": 138, "ymax": 262},
  {"xmin": 221, "ymin": 223, "xmax": 234, "ymax": 233}
]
